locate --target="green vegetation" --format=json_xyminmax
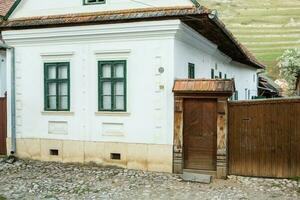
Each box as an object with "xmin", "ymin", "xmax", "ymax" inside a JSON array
[
  {"xmin": 0, "ymin": 195, "xmax": 7, "ymax": 200},
  {"xmin": 289, "ymin": 176, "xmax": 300, "ymax": 182},
  {"xmin": 199, "ymin": 0, "xmax": 300, "ymax": 79},
  {"xmin": 278, "ymin": 48, "xmax": 300, "ymax": 95}
]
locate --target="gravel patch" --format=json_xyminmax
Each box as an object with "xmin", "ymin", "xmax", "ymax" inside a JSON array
[{"xmin": 0, "ymin": 158, "xmax": 299, "ymax": 200}]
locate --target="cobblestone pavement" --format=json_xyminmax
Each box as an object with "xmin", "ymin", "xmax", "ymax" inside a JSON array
[{"xmin": 0, "ymin": 158, "xmax": 299, "ymax": 200}]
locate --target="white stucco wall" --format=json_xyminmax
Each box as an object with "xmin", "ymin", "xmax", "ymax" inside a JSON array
[
  {"xmin": 3, "ymin": 20, "xmax": 177, "ymax": 145},
  {"xmin": 0, "ymin": 51, "xmax": 7, "ymax": 97},
  {"xmin": 10, "ymin": 0, "xmax": 193, "ymax": 18},
  {"xmin": 2, "ymin": 19, "xmax": 258, "ymax": 148},
  {"xmin": 174, "ymin": 23, "xmax": 258, "ymax": 100}
]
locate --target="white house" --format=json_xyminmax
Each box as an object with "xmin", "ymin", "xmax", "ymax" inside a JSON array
[{"xmin": 0, "ymin": 0, "xmax": 264, "ymax": 174}]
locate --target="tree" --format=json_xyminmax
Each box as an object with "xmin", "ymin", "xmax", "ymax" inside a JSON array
[{"xmin": 278, "ymin": 48, "xmax": 300, "ymax": 96}]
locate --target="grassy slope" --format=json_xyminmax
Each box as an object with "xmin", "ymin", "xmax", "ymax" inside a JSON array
[{"xmin": 199, "ymin": 0, "xmax": 300, "ymax": 79}]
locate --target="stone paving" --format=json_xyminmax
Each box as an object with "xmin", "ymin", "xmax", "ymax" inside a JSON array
[{"xmin": 0, "ymin": 158, "xmax": 299, "ymax": 200}]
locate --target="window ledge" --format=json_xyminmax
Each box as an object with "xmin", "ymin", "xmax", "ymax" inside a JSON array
[
  {"xmin": 41, "ymin": 111, "xmax": 74, "ymax": 116},
  {"xmin": 95, "ymin": 112, "xmax": 130, "ymax": 116}
]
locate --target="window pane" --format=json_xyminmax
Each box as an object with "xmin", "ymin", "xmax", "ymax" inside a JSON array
[
  {"xmin": 86, "ymin": 0, "xmax": 104, "ymax": 3},
  {"xmin": 58, "ymin": 82, "xmax": 68, "ymax": 96},
  {"xmin": 58, "ymin": 65, "xmax": 68, "ymax": 79},
  {"xmin": 102, "ymin": 96, "xmax": 111, "ymax": 110},
  {"xmin": 102, "ymin": 82, "xmax": 111, "ymax": 95},
  {"xmin": 102, "ymin": 64, "xmax": 111, "ymax": 78},
  {"xmin": 47, "ymin": 65, "xmax": 56, "ymax": 79},
  {"xmin": 48, "ymin": 96, "xmax": 56, "ymax": 110},
  {"xmin": 114, "ymin": 82, "xmax": 124, "ymax": 95},
  {"xmin": 114, "ymin": 63, "xmax": 124, "ymax": 78},
  {"xmin": 48, "ymin": 83, "xmax": 56, "ymax": 95},
  {"xmin": 115, "ymin": 96, "xmax": 124, "ymax": 110},
  {"xmin": 58, "ymin": 96, "xmax": 68, "ymax": 110}
]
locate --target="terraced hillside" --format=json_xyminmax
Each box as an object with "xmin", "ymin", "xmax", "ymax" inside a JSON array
[{"xmin": 199, "ymin": 0, "xmax": 300, "ymax": 79}]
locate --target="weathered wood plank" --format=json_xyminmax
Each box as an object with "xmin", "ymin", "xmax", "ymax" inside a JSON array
[{"xmin": 228, "ymin": 98, "xmax": 300, "ymax": 178}]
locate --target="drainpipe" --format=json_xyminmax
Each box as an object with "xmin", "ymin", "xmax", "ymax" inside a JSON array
[{"xmin": 0, "ymin": 42, "xmax": 16, "ymax": 155}]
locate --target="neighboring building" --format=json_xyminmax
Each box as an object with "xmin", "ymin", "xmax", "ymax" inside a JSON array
[
  {"xmin": 0, "ymin": 0, "xmax": 17, "ymax": 97},
  {"xmin": 257, "ymin": 74, "xmax": 281, "ymax": 99},
  {"xmin": 0, "ymin": 48, "xmax": 6, "ymax": 98},
  {"xmin": 296, "ymin": 72, "xmax": 300, "ymax": 96},
  {"xmin": 0, "ymin": 0, "xmax": 264, "ymax": 173}
]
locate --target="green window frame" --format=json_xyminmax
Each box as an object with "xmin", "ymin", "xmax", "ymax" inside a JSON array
[
  {"xmin": 219, "ymin": 72, "xmax": 222, "ymax": 79},
  {"xmin": 211, "ymin": 69, "xmax": 215, "ymax": 79},
  {"xmin": 188, "ymin": 63, "xmax": 195, "ymax": 79},
  {"xmin": 83, "ymin": 0, "xmax": 105, "ymax": 5},
  {"xmin": 44, "ymin": 62, "xmax": 70, "ymax": 111},
  {"xmin": 98, "ymin": 60, "xmax": 127, "ymax": 112},
  {"xmin": 234, "ymin": 91, "xmax": 239, "ymax": 100}
]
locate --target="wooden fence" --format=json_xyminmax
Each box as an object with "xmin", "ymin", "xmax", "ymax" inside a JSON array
[
  {"xmin": 228, "ymin": 98, "xmax": 300, "ymax": 178},
  {"xmin": 0, "ymin": 96, "xmax": 7, "ymax": 155}
]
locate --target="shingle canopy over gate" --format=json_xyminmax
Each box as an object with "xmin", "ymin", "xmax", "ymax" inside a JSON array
[{"xmin": 173, "ymin": 79, "xmax": 235, "ymax": 95}]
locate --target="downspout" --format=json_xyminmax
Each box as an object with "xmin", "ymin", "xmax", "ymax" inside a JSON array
[{"xmin": 0, "ymin": 42, "xmax": 16, "ymax": 155}]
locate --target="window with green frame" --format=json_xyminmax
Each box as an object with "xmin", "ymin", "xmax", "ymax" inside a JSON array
[
  {"xmin": 211, "ymin": 69, "xmax": 215, "ymax": 79},
  {"xmin": 44, "ymin": 62, "xmax": 70, "ymax": 111},
  {"xmin": 98, "ymin": 60, "xmax": 126, "ymax": 112},
  {"xmin": 188, "ymin": 63, "xmax": 195, "ymax": 79}
]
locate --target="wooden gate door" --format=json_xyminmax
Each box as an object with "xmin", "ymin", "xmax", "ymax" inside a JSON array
[
  {"xmin": 183, "ymin": 98, "xmax": 217, "ymax": 171},
  {"xmin": 0, "ymin": 96, "xmax": 7, "ymax": 155}
]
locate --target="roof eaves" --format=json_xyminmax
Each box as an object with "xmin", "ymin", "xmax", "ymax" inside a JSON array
[
  {"xmin": 209, "ymin": 14, "xmax": 265, "ymax": 69},
  {"xmin": 0, "ymin": 6, "xmax": 263, "ymax": 70}
]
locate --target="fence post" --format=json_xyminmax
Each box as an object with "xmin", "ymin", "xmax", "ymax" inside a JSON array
[{"xmin": 216, "ymin": 97, "xmax": 228, "ymax": 179}]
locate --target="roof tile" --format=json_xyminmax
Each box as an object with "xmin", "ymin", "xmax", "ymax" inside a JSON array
[
  {"xmin": 0, "ymin": 0, "xmax": 15, "ymax": 17},
  {"xmin": 173, "ymin": 79, "xmax": 235, "ymax": 94},
  {"xmin": 0, "ymin": 6, "xmax": 264, "ymax": 69}
]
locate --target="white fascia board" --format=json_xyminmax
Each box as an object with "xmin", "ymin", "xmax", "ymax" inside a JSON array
[
  {"xmin": 2, "ymin": 20, "xmax": 181, "ymax": 46},
  {"xmin": 176, "ymin": 22, "xmax": 218, "ymax": 55}
]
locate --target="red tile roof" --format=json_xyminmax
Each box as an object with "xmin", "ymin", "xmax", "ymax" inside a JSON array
[
  {"xmin": 0, "ymin": 6, "xmax": 265, "ymax": 69},
  {"xmin": 0, "ymin": 0, "xmax": 15, "ymax": 17}
]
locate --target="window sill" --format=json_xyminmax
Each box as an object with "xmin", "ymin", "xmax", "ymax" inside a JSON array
[
  {"xmin": 95, "ymin": 112, "xmax": 130, "ymax": 116},
  {"xmin": 41, "ymin": 111, "xmax": 75, "ymax": 116}
]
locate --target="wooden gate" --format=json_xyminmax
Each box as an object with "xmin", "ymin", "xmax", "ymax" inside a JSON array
[
  {"xmin": 228, "ymin": 98, "xmax": 300, "ymax": 178},
  {"xmin": 183, "ymin": 98, "xmax": 217, "ymax": 171},
  {"xmin": 0, "ymin": 96, "xmax": 7, "ymax": 155}
]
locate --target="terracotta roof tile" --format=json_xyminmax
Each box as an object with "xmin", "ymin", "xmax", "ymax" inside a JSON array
[
  {"xmin": 173, "ymin": 79, "xmax": 235, "ymax": 94},
  {"xmin": 0, "ymin": 0, "xmax": 15, "ymax": 17}
]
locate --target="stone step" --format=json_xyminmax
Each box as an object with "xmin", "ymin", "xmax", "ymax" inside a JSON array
[{"xmin": 181, "ymin": 171, "xmax": 212, "ymax": 184}]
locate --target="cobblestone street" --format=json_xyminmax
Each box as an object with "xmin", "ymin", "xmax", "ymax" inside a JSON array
[{"xmin": 0, "ymin": 158, "xmax": 299, "ymax": 200}]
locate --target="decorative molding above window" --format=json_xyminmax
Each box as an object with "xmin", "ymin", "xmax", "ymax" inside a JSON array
[
  {"xmin": 83, "ymin": 0, "xmax": 105, "ymax": 5},
  {"xmin": 40, "ymin": 52, "xmax": 74, "ymax": 62},
  {"xmin": 94, "ymin": 49, "xmax": 131, "ymax": 60},
  {"xmin": 40, "ymin": 52, "xmax": 75, "ymax": 57}
]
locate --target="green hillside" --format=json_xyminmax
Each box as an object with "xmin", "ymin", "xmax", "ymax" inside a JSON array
[{"xmin": 199, "ymin": 0, "xmax": 300, "ymax": 79}]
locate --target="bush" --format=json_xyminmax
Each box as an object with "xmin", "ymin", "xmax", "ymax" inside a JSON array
[{"xmin": 278, "ymin": 48, "xmax": 300, "ymax": 96}]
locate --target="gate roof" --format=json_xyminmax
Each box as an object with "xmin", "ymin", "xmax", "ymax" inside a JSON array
[{"xmin": 173, "ymin": 79, "xmax": 235, "ymax": 96}]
